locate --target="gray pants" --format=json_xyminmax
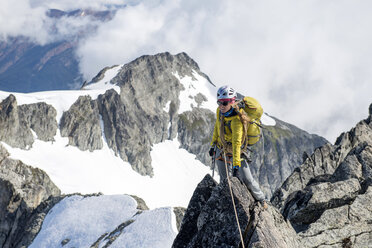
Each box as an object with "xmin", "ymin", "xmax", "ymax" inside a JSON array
[{"xmin": 215, "ymin": 148, "xmax": 265, "ymax": 201}]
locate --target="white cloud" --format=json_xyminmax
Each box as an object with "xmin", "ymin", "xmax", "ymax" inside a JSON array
[
  {"xmin": 0, "ymin": 0, "xmax": 48, "ymax": 43},
  {"xmin": 1, "ymin": 0, "xmax": 371, "ymax": 142},
  {"xmin": 76, "ymin": 0, "xmax": 372, "ymax": 142}
]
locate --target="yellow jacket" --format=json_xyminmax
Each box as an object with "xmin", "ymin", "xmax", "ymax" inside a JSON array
[{"xmin": 210, "ymin": 107, "xmax": 244, "ymax": 167}]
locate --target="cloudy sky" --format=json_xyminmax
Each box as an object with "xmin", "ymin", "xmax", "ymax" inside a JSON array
[{"xmin": 1, "ymin": 0, "xmax": 371, "ymax": 142}]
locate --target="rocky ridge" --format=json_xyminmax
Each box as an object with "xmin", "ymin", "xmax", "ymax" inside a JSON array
[
  {"xmin": 172, "ymin": 174, "xmax": 300, "ymax": 248},
  {"xmin": 271, "ymin": 103, "xmax": 372, "ymax": 247}
]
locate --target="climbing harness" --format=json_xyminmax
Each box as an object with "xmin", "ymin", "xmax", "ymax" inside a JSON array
[{"xmin": 223, "ymin": 150, "xmax": 246, "ymax": 248}]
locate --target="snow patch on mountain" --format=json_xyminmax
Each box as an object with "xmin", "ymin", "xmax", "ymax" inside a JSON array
[
  {"xmin": 261, "ymin": 112, "xmax": 276, "ymax": 126},
  {"xmin": 29, "ymin": 195, "xmax": 176, "ymax": 248},
  {"xmin": 175, "ymin": 70, "xmax": 216, "ymax": 113},
  {"xmin": 3, "ymin": 133, "xmax": 212, "ymax": 209},
  {"xmin": 164, "ymin": 100, "xmax": 171, "ymax": 112},
  {"xmin": 84, "ymin": 65, "xmax": 123, "ymax": 91}
]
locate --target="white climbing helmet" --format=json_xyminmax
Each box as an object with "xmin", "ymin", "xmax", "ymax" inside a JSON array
[{"xmin": 217, "ymin": 85, "xmax": 237, "ymax": 100}]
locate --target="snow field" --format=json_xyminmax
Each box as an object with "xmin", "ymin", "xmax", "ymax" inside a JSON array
[
  {"xmin": 29, "ymin": 195, "xmax": 177, "ymax": 248},
  {"xmin": 3, "ymin": 133, "xmax": 212, "ymax": 209}
]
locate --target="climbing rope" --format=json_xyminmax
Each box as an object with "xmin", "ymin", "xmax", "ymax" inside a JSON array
[{"xmin": 223, "ymin": 150, "xmax": 246, "ymax": 248}]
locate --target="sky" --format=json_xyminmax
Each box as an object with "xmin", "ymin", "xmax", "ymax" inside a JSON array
[{"xmin": 1, "ymin": 0, "xmax": 372, "ymax": 142}]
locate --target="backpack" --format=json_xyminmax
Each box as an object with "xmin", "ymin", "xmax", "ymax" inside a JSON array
[{"xmin": 234, "ymin": 96, "xmax": 263, "ymax": 146}]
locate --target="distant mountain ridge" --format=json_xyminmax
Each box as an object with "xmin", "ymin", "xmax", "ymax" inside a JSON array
[{"xmin": 0, "ymin": 7, "xmax": 119, "ymax": 93}]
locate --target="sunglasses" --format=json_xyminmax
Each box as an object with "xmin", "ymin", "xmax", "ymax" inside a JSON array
[{"xmin": 217, "ymin": 100, "xmax": 232, "ymax": 106}]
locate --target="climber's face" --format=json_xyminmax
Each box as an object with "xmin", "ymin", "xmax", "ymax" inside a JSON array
[{"xmin": 217, "ymin": 99, "xmax": 234, "ymax": 113}]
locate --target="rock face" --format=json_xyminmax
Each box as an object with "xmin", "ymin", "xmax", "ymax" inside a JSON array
[
  {"xmin": 173, "ymin": 175, "xmax": 300, "ymax": 248},
  {"xmin": 0, "ymin": 144, "xmax": 61, "ymax": 248},
  {"xmin": 105, "ymin": 52, "xmax": 212, "ymax": 176},
  {"xmin": 0, "ymin": 95, "xmax": 57, "ymax": 149},
  {"xmin": 272, "ymin": 104, "xmax": 372, "ymax": 247},
  {"xmin": 98, "ymin": 89, "xmax": 158, "ymax": 175},
  {"xmin": 60, "ymin": 95, "xmax": 103, "ymax": 152}
]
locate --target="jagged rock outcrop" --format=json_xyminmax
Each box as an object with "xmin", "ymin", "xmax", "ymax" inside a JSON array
[
  {"xmin": 250, "ymin": 116, "xmax": 328, "ymax": 198},
  {"xmin": 97, "ymin": 89, "xmax": 156, "ymax": 175},
  {"xmin": 272, "ymin": 103, "xmax": 372, "ymax": 247},
  {"xmin": 0, "ymin": 144, "xmax": 61, "ymax": 248},
  {"xmin": 0, "ymin": 95, "xmax": 57, "ymax": 149},
  {"xmin": 173, "ymin": 175, "xmax": 300, "ymax": 248},
  {"xmin": 60, "ymin": 95, "xmax": 103, "ymax": 151},
  {"xmin": 0, "ymin": 95, "xmax": 33, "ymax": 149}
]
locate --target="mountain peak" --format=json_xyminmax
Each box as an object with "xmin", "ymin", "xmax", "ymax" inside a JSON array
[{"xmin": 46, "ymin": 8, "xmax": 118, "ymax": 21}]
